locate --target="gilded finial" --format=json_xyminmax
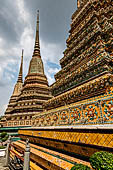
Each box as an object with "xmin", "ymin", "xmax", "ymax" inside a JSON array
[
  {"xmin": 33, "ymin": 10, "xmax": 40, "ymax": 57},
  {"xmin": 17, "ymin": 50, "xmax": 23, "ymax": 83},
  {"xmin": 37, "ymin": 10, "xmax": 39, "ymax": 20},
  {"xmin": 22, "ymin": 49, "xmax": 24, "ymax": 57}
]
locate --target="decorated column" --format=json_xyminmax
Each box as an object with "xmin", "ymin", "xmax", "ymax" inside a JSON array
[
  {"xmin": 23, "ymin": 139, "xmax": 30, "ymax": 170},
  {"xmin": 5, "ymin": 136, "xmax": 11, "ymax": 167}
]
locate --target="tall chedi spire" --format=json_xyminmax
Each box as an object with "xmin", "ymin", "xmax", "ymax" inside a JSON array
[
  {"xmin": 5, "ymin": 51, "xmax": 24, "ymax": 115},
  {"xmin": 9, "ymin": 11, "xmax": 52, "ymax": 125},
  {"xmin": 17, "ymin": 49, "xmax": 23, "ymax": 83},
  {"xmin": 28, "ymin": 10, "xmax": 44, "ymax": 74},
  {"xmin": 33, "ymin": 10, "xmax": 40, "ymax": 57}
]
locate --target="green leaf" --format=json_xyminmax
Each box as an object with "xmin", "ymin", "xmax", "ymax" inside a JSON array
[{"xmin": 89, "ymin": 151, "xmax": 113, "ymax": 170}]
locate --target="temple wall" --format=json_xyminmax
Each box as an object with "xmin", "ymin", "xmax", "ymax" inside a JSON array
[
  {"xmin": 33, "ymin": 88, "xmax": 113, "ymax": 127},
  {"xmin": 18, "ymin": 126, "xmax": 113, "ymax": 159},
  {"xmin": 13, "ymin": 140, "xmax": 92, "ymax": 169}
]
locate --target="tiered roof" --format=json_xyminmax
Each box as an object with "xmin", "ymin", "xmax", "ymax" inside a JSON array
[
  {"xmin": 44, "ymin": 0, "xmax": 113, "ymax": 110},
  {"xmin": 12, "ymin": 11, "xmax": 52, "ymax": 116},
  {"xmin": 5, "ymin": 50, "xmax": 23, "ymax": 115},
  {"xmin": 5, "ymin": 11, "xmax": 52, "ymax": 118}
]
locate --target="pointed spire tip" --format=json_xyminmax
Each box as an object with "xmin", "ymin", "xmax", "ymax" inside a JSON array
[
  {"xmin": 22, "ymin": 49, "xmax": 24, "ymax": 56},
  {"xmin": 17, "ymin": 50, "xmax": 23, "ymax": 83},
  {"xmin": 37, "ymin": 10, "xmax": 39, "ymax": 23},
  {"xmin": 33, "ymin": 10, "xmax": 40, "ymax": 57}
]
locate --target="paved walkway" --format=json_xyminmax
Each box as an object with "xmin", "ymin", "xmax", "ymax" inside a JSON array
[{"xmin": 0, "ymin": 157, "xmax": 9, "ymax": 170}]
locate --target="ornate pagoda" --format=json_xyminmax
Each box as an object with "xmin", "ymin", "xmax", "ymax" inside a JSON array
[
  {"xmin": 7, "ymin": 1, "xmax": 113, "ymax": 170},
  {"xmin": 33, "ymin": 0, "xmax": 113, "ymax": 126},
  {"xmin": 5, "ymin": 50, "xmax": 23, "ymax": 117},
  {"xmin": 4, "ymin": 11, "xmax": 52, "ymax": 127}
]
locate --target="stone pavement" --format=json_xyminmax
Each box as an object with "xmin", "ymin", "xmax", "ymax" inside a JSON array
[{"xmin": 0, "ymin": 157, "xmax": 9, "ymax": 170}]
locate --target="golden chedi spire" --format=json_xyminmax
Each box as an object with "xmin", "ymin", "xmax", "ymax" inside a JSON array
[
  {"xmin": 10, "ymin": 12, "xmax": 52, "ymax": 120},
  {"xmin": 5, "ymin": 51, "xmax": 24, "ymax": 115},
  {"xmin": 28, "ymin": 11, "xmax": 44, "ymax": 74},
  {"xmin": 17, "ymin": 49, "xmax": 23, "ymax": 83},
  {"xmin": 33, "ymin": 10, "xmax": 40, "ymax": 57}
]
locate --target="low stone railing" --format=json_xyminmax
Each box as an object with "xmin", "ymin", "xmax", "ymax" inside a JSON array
[{"xmin": 5, "ymin": 137, "xmax": 30, "ymax": 170}]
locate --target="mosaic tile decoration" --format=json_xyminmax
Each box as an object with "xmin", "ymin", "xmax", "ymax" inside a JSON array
[{"xmin": 33, "ymin": 88, "xmax": 113, "ymax": 127}]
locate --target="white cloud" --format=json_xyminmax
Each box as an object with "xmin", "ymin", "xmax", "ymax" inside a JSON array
[
  {"xmin": 46, "ymin": 72, "xmax": 55, "ymax": 85},
  {"xmin": 16, "ymin": 0, "xmax": 30, "ymax": 23},
  {"xmin": 0, "ymin": 0, "xmax": 64, "ymax": 116},
  {"xmin": 0, "ymin": 37, "xmax": 6, "ymax": 57},
  {"xmin": 0, "ymin": 0, "xmax": 33, "ymax": 115},
  {"xmin": 41, "ymin": 40, "xmax": 63, "ymax": 64},
  {"xmin": 48, "ymin": 67, "xmax": 60, "ymax": 74},
  {"xmin": 0, "ymin": 0, "xmax": 33, "ymax": 82}
]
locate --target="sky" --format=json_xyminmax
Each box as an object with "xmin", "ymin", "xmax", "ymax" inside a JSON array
[{"xmin": 0, "ymin": 0, "xmax": 77, "ymax": 116}]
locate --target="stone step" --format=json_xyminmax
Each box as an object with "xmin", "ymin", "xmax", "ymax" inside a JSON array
[{"xmin": 13, "ymin": 140, "xmax": 92, "ymax": 170}]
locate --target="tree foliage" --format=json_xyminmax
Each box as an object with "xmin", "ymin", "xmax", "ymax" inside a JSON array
[
  {"xmin": 71, "ymin": 164, "xmax": 90, "ymax": 170},
  {"xmin": 0, "ymin": 132, "xmax": 9, "ymax": 143},
  {"xmin": 89, "ymin": 151, "xmax": 113, "ymax": 170}
]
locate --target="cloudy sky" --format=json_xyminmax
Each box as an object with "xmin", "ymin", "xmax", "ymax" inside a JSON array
[{"xmin": 0, "ymin": 0, "xmax": 77, "ymax": 116}]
